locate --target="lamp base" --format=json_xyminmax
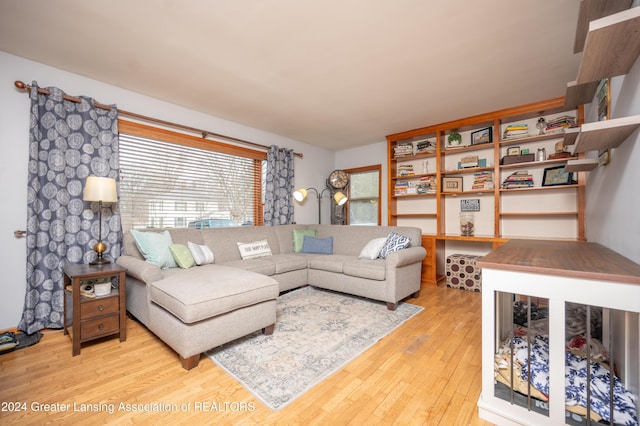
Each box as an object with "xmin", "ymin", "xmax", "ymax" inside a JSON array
[
  {"xmin": 90, "ymin": 241, "xmax": 110, "ymax": 265},
  {"xmin": 89, "ymin": 257, "xmax": 111, "ymax": 266}
]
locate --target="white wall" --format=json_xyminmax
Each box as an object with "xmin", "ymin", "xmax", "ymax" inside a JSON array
[
  {"xmin": 0, "ymin": 51, "xmax": 336, "ymax": 330},
  {"xmin": 584, "ymin": 54, "xmax": 640, "ymax": 264}
]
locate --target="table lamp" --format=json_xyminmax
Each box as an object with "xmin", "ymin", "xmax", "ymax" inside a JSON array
[{"xmin": 83, "ymin": 176, "xmax": 118, "ymax": 265}]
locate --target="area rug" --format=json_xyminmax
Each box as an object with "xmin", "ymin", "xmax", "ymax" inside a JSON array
[{"xmin": 207, "ymin": 286, "xmax": 423, "ymax": 410}]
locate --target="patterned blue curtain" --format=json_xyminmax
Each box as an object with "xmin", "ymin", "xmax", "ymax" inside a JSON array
[
  {"xmin": 18, "ymin": 82, "xmax": 121, "ymax": 334},
  {"xmin": 263, "ymin": 145, "xmax": 295, "ymax": 226}
]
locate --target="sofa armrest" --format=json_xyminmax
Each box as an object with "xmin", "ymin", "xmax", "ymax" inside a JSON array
[
  {"xmin": 385, "ymin": 246, "xmax": 427, "ymax": 268},
  {"xmin": 116, "ymin": 255, "xmax": 163, "ymax": 283}
]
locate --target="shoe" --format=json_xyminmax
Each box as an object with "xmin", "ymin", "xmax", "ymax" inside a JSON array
[{"xmin": 0, "ymin": 332, "xmax": 17, "ymax": 353}]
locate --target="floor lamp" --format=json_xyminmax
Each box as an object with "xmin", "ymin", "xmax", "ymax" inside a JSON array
[
  {"xmin": 293, "ymin": 187, "xmax": 348, "ymax": 224},
  {"xmin": 83, "ymin": 176, "xmax": 118, "ymax": 265}
]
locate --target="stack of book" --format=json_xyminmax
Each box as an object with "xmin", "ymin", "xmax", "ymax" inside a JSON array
[
  {"xmin": 394, "ymin": 181, "xmax": 409, "ymax": 196},
  {"xmin": 502, "ymin": 171, "xmax": 534, "ymax": 189},
  {"xmin": 394, "ymin": 142, "xmax": 414, "ymax": 158},
  {"xmin": 502, "ymin": 124, "xmax": 529, "ymax": 140},
  {"xmin": 544, "ymin": 116, "xmax": 576, "ymax": 134},
  {"xmin": 415, "ymin": 138, "xmax": 436, "ymax": 154},
  {"xmin": 417, "ymin": 175, "xmax": 437, "ymax": 194},
  {"xmin": 397, "ymin": 164, "xmax": 415, "ymax": 177},
  {"xmin": 472, "ymin": 171, "xmax": 494, "ymax": 190}
]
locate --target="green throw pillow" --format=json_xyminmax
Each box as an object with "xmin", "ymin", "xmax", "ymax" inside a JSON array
[
  {"xmin": 293, "ymin": 229, "xmax": 316, "ymax": 253},
  {"xmin": 169, "ymin": 244, "xmax": 196, "ymax": 269},
  {"xmin": 130, "ymin": 229, "xmax": 178, "ymax": 269}
]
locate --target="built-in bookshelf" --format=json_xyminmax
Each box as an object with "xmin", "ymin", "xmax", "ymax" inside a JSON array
[{"xmin": 387, "ymin": 98, "xmax": 586, "ymax": 285}]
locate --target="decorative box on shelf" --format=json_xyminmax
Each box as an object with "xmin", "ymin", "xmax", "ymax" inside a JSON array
[
  {"xmin": 458, "ymin": 158, "xmax": 487, "ymax": 169},
  {"xmin": 500, "ymin": 153, "xmax": 535, "ymax": 165}
]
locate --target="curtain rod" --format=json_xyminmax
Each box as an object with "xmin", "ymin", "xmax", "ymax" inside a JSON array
[{"xmin": 13, "ymin": 80, "xmax": 303, "ymax": 158}]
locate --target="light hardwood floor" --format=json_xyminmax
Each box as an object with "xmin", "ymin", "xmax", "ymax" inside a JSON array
[{"xmin": 0, "ymin": 284, "xmax": 492, "ymax": 425}]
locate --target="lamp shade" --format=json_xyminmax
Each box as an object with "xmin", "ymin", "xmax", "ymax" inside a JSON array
[
  {"xmin": 293, "ymin": 188, "xmax": 308, "ymax": 202},
  {"xmin": 333, "ymin": 191, "xmax": 348, "ymax": 206},
  {"xmin": 83, "ymin": 176, "xmax": 118, "ymax": 202}
]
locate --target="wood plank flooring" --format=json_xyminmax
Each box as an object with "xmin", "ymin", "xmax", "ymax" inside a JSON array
[{"xmin": 0, "ymin": 284, "xmax": 492, "ymax": 425}]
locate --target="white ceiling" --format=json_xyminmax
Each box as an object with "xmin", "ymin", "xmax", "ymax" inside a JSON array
[{"xmin": 0, "ymin": 0, "xmax": 582, "ymax": 150}]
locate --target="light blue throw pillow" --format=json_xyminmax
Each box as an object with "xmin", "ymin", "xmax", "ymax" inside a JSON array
[
  {"xmin": 301, "ymin": 235, "xmax": 333, "ymax": 254},
  {"xmin": 130, "ymin": 229, "xmax": 177, "ymax": 269}
]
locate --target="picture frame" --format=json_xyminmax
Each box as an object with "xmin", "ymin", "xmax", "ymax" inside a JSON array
[
  {"xmin": 460, "ymin": 199, "xmax": 480, "ymax": 212},
  {"xmin": 471, "ymin": 127, "xmax": 493, "ymax": 145},
  {"xmin": 507, "ymin": 146, "xmax": 521, "ymax": 156},
  {"xmin": 542, "ymin": 166, "xmax": 574, "ymax": 186},
  {"xmin": 442, "ymin": 177, "xmax": 463, "ymax": 193}
]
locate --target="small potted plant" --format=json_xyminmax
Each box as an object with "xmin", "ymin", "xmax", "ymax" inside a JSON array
[{"xmin": 448, "ymin": 131, "xmax": 462, "ymax": 147}]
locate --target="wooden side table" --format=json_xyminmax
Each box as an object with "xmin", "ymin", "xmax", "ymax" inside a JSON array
[{"xmin": 63, "ymin": 263, "xmax": 127, "ymax": 356}]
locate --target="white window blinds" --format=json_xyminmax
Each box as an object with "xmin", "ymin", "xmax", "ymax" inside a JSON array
[{"xmin": 118, "ymin": 123, "xmax": 264, "ymax": 230}]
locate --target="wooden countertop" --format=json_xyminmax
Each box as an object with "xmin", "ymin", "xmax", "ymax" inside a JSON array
[{"xmin": 477, "ymin": 240, "xmax": 640, "ymax": 285}]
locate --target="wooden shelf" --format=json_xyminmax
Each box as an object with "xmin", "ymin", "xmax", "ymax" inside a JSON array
[
  {"xmin": 573, "ymin": 114, "xmax": 640, "ymax": 152},
  {"xmin": 441, "ymin": 166, "xmax": 494, "ymax": 175},
  {"xmin": 564, "ymin": 80, "xmax": 600, "ymax": 109},
  {"xmin": 500, "ymin": 184, "xmax": 580, "ymax": 193},
  {"xmin": 441, "ymin": 189, "xmax": 494, "ymax": 196},
  {"xmin": 392, "ymin": 151, "xmax": 437, "ymax": 162},
  {"xmin": 392, "ymin": 193, "xmax": 436, "ymax": 199},
  {"xmin": 391, "ymin": 173, "xmax": 436, "ymax": 181},
  {"xmin": 392, "ymin": 213, "xmax": 437, "ymax": 218},
  {"xmin": 436, "ymin": 234, "xmax": 500, "ymax": 243},
  {"xmin": 573, "ymin": 0, "xmax": 632, "ymax": 53},
  {"xmin": 442, "ymin": 142, "xmax": 494, "ymax": 155},
  {"xmin": 500, "ymin": 157, "xmax": 573, "ymax": 170},
  {"xmin": 500, "ymin": 211, "xmax": 578, "ymax": 217},
  {"xmin": 562, "ymin": 127, "xmax": 580, "ymax": 146},
  {"xmin": 565, "ymin": 158, "xmax": 599, "ymax": 172},
  {"xmin": 576, "ymin": 7, "xmax": 640, "ymax": 84},
  {"xmin": 499, "ymin": 132, "xmax": 569, "ymax": 147}
]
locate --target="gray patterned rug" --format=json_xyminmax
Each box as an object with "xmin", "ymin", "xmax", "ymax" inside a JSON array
[{"xmin": 207, "ymin": 286, "xmax": 423, "ymax": 410}]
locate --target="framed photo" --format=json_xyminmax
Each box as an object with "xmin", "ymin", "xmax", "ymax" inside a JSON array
[
  {"xmin": 442, "ymin": 177, "xmax": 463, "ymax": 193},
  {"xmin": 507, "ymin": 146, "xmax": 521, "ymax": 156},
  {"xmin": 471, "ymin": 127, "xmax": 493, "ymax": 145},
  {"xmin": 460, "ymin": 199, "xmax": 480, "ymax": 212},
  {"xmin": 542, "ymin": 166, "xmax": 573, "ymax": 186}
]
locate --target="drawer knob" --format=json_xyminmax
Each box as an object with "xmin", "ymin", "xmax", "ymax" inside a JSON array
[
  {"xmin": 98, "ymin": 305, "xmax": 104, "ymax": 311},
  {"xmin": 98, "ymin": 324, "xmax": 104, "ymax": 331}
]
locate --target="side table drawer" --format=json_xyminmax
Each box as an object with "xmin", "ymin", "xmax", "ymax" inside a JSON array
[
  {"xmin": 81, "ymin": 296, "xmax": 119, "ymax": 318},
  {"xmin": 81, "ymin": 315, "xmax": 119, "ymax": 340}
]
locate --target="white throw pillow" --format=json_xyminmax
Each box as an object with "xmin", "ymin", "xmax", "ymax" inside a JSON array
[
  {"xmin": 237, "ymin": 240, "xmax": 272, "ymax": 260},
  {"xmin": 187, "ymin": 241, "xmax": 215, "ymax": 266},
  {"xmin": 358, "ymin": 237, "xmax": 388, "ymax": 260}
]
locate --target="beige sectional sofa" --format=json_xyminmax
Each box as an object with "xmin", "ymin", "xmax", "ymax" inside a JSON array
[{"xmin": 116, "ymin": 224, "xmax": 426, "ymax": 369}]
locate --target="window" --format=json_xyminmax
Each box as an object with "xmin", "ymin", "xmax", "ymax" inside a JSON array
[
  {"xmin": 118, "ymin": 121, "xmax": 266, "ymax": 231},
  {"xmin": 346, "ymin": 165, "xmax": 381, "ymax": 225}
]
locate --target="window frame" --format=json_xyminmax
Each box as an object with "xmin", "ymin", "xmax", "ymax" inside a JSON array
[
  {"xmin": 345, "ymin": 164, "xmax": 382, "ymax": 226},
  {"xmin": 117, "ymin": 120, "xmax": 266, "ymax": 229}
]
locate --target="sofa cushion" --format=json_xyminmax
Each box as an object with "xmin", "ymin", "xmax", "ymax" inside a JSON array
[
  {"xmin": 271, "ymin": 254, "xmax": 309, "ymax": 274},
  {"xmin": 169, "ymin": 244, "xmax": 195, "ymax": 269},
  {"xmin": 221, "ymin": 258, "xmax": 276, "ymax": 276},
  {"xmin": 293, "ymin": 228, "xmax": 317, "ymax": 252},
  {"xmin": 301, "ymin": 236, "xmax": 333, "ymax": 254},
  {"xmin": 130, "ymin": 229, "xmax": 178, "ymax": 269},
  {"xmin": 307, "ymin": 255, "xmax": 354, "ymax": 273},
  {"xmin": 149, "ymin": 265, "xmax": 279, "ymax": 324},
  {"xmin": 343, "ymin": 259, "xmax": 386, "ymax": 281}
]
